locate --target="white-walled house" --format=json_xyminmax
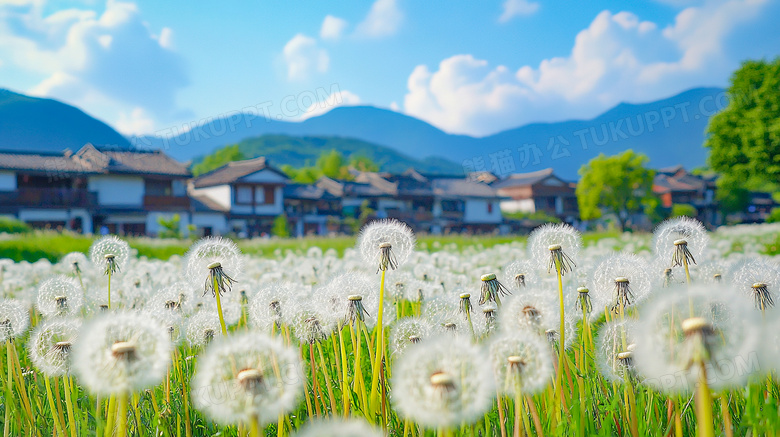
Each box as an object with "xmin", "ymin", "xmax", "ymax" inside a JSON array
[
  {"xmin": 189, "ymin": 157, "xmax": 289, "ymax": 236},
  {"xmin": 0, "ymin": 144, "xmax": 193, "ymax": 236},
  {"xmin": 317, "ymin": 169, "xmax": 506, "ymax": 234}
]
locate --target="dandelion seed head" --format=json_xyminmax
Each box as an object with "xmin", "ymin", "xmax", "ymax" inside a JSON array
[
  {"xmin": 593, "ymin": 253, "xmax": 652, "ymax": 313},
  {"xmin": 73, "ymin": 311, "xmax": 172, "ymax": 395},
  {"xmin": 192, "ymin": 332, "xmax": 302, "ymax": 426},
  {"xmin": 37, "ymin": 276, "xmax": 83, "ymax": 318},
  {"xmin": 186, "ymin": 311, "xmax": 222, "ymax": 347},
  {"xmin": 392, "ymin": 336, "xmax": 494, "ymax": 428},
  {"xmin": 596, "ymin": 320, "xmax": 638, "ymax": 383},
  {"xmin": 391, "ymin": 317, "xmax": 435, "ymax": 356},
  {"xmin": 357, "ymin": 219, "xmax": 416, "ymax": 271},
  {"xmin": 489, "ymin": 331, "xmax": 552, "ymax": 395},
  {"xmin": 0, "ymin": 299, "xmax": 30, "ymax": 342},
  {"xmin": 89, "ymin": 235, "xmax": 130, "ymax": 275},
  {"xmin": 185, "ymin": 237, "xmax": 243, "ymax": 294},
  {"xmin": 653, "ymin": 217, "xmax": 709, "ymax": 265},
  {"xmin": 732, "ymin": 258, "xmax": 780, "ymax": 311},
  {"xmin": 28, "ymin": 318, "xmax": 81, "ymax": 377},
  {"xmin": 634, "ymin": 284, "xmax": 760, "ymax": 393},
  {"xmin": 528, "ymin": 223, "xmax": 582, "ymax": 272}
]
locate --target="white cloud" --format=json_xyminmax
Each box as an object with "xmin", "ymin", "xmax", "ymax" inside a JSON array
[
  {"xmin": 115, "ymin": 107, "xmax": 155, "ymax": 135},
  {"xmin": 158, "ymin": 27, "xmax": 174, "ymax": 49},
  {"xmin": 283, "ymin": 33, "xmax": 329, "ymax": 81},
  {"xmin": 320, "ymin": 15, "xmax": 348, "ymax": 41},
  {"xmin": 404, "ymin": 0, "xmax": 775, "ymax": 136},
  {"xmin": 0, "ymin": 0, "xmax": 188, "ymax": 133},
  {"xmin": 355, "ymin": 0, "xmax": 403, "ymax": 38},
  {"xmin": 499, "ymin": 0, "xmax": 540, "ymax": 23},
  {"xmin": 300, "ymin": 89, "xmax": 361, "ymax": 120}
]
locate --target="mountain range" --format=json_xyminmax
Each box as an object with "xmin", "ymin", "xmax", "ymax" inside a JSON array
[{"xmin": 0, "ymin": 86, "xmax": 724, "ymax": 179}]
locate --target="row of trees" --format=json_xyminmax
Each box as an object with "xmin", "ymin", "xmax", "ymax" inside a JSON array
[
  {"xmin": 281, "ymin": 149, "xmax": 378, "ymax": 184},
  {"xmin": 577, "ymin": 57, "xmax": 779, "ymax": 230}
]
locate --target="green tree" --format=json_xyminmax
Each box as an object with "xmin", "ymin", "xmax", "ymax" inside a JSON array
[
  {"xmin": 705, "ymin": 58, "xmax": 780, "ymax": 213},
  {"xmin": 350, "ymin": 155, "xmax": 380, "ymax": 173},
  {"xmin": 671, "ymin": 203, "xmax": 698, "ymax": 218},
  {"xmin": 272, "ymin": 214, "xmax": 291, "ymax": 237},
  {"xmin": 157, "ymin": 214, "xmax": 181, "ymax": 238},
  {"xmin": 317, "ymin": 149, "xmax": 350, "ymax": 179},
  {"xmin": 192, "ymin": 144, "xmax": 245, "ymax": 176},
  {"xmin": 576, "ymin": 150, "xmax": 656, "ymax": 232},
  {"xmin": 766, "ymin": 207, "xmax": 780, "ymax": 224}
]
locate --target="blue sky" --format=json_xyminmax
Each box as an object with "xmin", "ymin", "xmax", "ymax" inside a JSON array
[{"xmin": 1, "ymin": 0, "xmax": 778, "ymax": 137}]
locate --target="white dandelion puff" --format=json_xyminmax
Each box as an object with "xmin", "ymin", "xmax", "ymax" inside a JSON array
[
  {"xmin": 73, "ymin": 311, "xmax": 172, "ymax": 395},
  {"xmin": 36, "ymin": 276, "xmax": 84, "ymax": 318},
  {"xmin": 392, "ymin": 336, "xmax": 494, "ymax": 429},
  {"xmin": 358, "ymin": 219, "xmax": 416, "ymax": 272},
  {"xmin": 192, "ymin": 332, "xmax": 303, "ymax": 427},
  {"xmin": 28, "ymin": 318, "xmax": 81, "ymax": 377},
  {"xmin": 489, "ymin": 331, "xmax": 553, "ymax": 395}
]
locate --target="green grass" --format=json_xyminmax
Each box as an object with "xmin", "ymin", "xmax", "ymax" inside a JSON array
[{"xmin": 0, "ymin": 230, "xmax": 642, "ymax": 263}]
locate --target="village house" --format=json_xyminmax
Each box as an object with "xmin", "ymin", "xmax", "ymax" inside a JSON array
[
  {"xmin": 189, "ymin": 157, "xmax": 288, "ymax": 237},
  {"xmin": 492, "ymin": 168, "xmax": 579, "ymax": 223},
  {"xmin": 652, "ymin": 166, "xmax": 720, "ymax": 226},
  {"xmin": 0, "ymin": 144, "xmax": 192, "ymax": 236},
  {"xmin": 317, "ymin": 169, "xmax": 506, "ymax": 234}
]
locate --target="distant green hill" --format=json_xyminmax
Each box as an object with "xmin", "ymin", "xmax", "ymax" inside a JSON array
[
  {"xmin": 0, "ymin": 88, "xmax": 130, "ymax": 151},
  {"xmin": 193, "ymin": 134, "xmax": 464, "ymax": 175}
]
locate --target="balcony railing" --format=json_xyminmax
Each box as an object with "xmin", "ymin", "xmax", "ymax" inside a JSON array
[
  {"xmin": 384, "ymin": 210, "xmax": 435, "ymax": 222},
  {"xmin": 0, "ymin": 188, "xmax": 97, "ymax": 208},
  {"xmin": 143, "ymin": 195, "xmax": 191, "ymax": 210}
]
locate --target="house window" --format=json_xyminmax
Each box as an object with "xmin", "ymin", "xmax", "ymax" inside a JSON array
[
  {"xmin": 487, "ymin": 202, "xmax": 493, "ymax": 214},
  {"xmin": 145, "ymin": 179, "xmax": 172, "ymax": 196},
  {"xmin": 264, "ymin": 186, "xmax": 275, "ymax": 205},
  {"xmin": 254, "ymin": 186, "xmax": 265, "ymax": 204},
  {"xmin": 235, "ymin": 185, "xmax": 253, "ymax": 204}
]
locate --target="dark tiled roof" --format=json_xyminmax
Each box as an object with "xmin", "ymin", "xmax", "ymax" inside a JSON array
[
  {"xmin": 284, "ymin": 184, "xmax": 337, "ymax": 200},
  {"xmin": 653, "ymin": 170, "xmax": 712, "ymax": 194},
  {"xmin": 191, "ymin": 157, "xmax": 288, "ymax": 188},
  {"xmin": 492, "ymin": 168, "xmax": 555, "ymax": 189},
  {"xmin": 316, "ymin": 176, "xmax": 387, "ymax": 197},
  {"xmin": 0, "ymin": 151, "xmax": 93, "ymax": 174},
  {"xmin": 432, "ymin": 178, "xmax": 500, "ymax": 198},
  {"xmin": 0, "ymin": 144, "xmax": 190, "ymax": 177}
]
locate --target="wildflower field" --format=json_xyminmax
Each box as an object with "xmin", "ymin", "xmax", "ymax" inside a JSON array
[{"xmin": 1, "ymin": 221, "xmax": 780, "ymax": 437}]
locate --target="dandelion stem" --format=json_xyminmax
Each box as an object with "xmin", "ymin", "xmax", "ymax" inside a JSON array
[
  {"xmin": 107, "ymin": 271, "xmax": 112, "ymax": 310},
  {"xmin": 695, "ymin": 363, "xmax": 715, "ymax": 437},
  {"xmin": 62, "ymin": 376, "xmax": 77, "ymax": 437},
  {"xmin": 4, "ymin": 340, "xmax": 12, "ymax": 437},
  {"xmin": 526, "ymin": 395, "xmax": 544, "ymax": 437},
  {"xmin": 554, "ymin": 257, "xmax": 566, "ymax": 421},
  {"xmin": 513, "ymin": 378, "xmax": 524, "ymax": 437},
  {"xmin": 720, "ymin": 393, "xmax": 733, "ymax": 437},
  {"xmin": 316, "ymin": 342, "xmax": 337, "ymax": 414},
  {"xmin": 308, "ymin": 343, "xmax": 322, "ymax": 417},
  {"xmin": 212, "ymin": 275, "xmax": 227, "ymax": 335},
  {"xmin": 337, "ymin": 324, "xmax": 350, "ymax": 417},
  {"xmin": 249, "ymin": 414, "xmax": 260, "ymax": 437},
  {"xmin": 496, "ymin": 396, "xmax": 508, "ymax": 437},
  {"xmin": 104, "ymin": 395, "xmax": 116, "ymax": 437},
  {"xmin": 116, "ymin": 392, "xmax": 128, "ymax": 437},
  {"xmin": 350, "ymin": 324, "xmax": 369, "ymax": 419},
  {"xmin": 369, "ymin": 269, "xmax": 387, "ymax": 419},
  {"xmin": 44, "ymin": 377, "xmax": 65, "ymax": 437},
  {"xmin": 131, "ymin": 393, "xmax": 144, "ymax": 437}
]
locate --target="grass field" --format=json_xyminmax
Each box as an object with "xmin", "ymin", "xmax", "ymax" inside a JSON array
[{"xmin": 2, "ymin": 226, "xmax": 777, "ymax": 263}]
